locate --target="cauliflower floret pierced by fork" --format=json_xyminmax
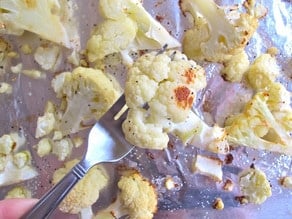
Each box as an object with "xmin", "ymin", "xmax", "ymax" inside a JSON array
[{"xmin": 122, "ymin": 50, "xmax": 206, "ymax": 149}]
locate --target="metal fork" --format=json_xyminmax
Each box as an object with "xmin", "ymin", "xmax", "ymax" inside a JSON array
[{"xmin": 22, "ymin": 94, "xmax": 134, "ymax": 219}]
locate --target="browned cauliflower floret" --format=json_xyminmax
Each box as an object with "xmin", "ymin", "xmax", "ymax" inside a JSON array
[
  {"xmin": 95, "ymin": 170, "xmax": 157, "ymax": 219},
  {"xmin": 52, "ymin": 159, "xmax": 109, "ymax": 214}
]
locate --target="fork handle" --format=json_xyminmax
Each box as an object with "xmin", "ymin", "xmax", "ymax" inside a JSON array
[{"xmin": 21, "ymin": 162, "xmax": 89, "ymax": 219}]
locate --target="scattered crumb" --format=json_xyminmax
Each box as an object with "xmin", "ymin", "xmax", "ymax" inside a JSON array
[
  {"xmin": 21, "ymin": 44, "xmax": 33, "ymax": 54},
  {"xmin": 192, "ymin": 154, "xmax": 223, "ymax": 182},
  {"xmin": 212, "ymin": 197, "xmax": 224, "ymax": 210},
  {"xmin": 223, "ymin": 179, "xmax": 234, "ymax": 191},
  {"xmin": 279, "ymin": 176, "xmax": 292, "ymax": 189}
]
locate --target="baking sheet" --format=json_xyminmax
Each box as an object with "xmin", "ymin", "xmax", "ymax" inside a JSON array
[{"xmin": 0, "ymin": 0, "xmax": 292, "ymax": 218}]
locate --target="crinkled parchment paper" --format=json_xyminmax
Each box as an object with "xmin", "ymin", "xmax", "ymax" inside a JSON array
[{"xmin": 0, "ymin": 0, "xmax": 291, "ymax": 218}]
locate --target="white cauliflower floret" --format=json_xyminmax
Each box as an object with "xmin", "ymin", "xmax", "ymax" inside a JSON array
[
  {"xmin": 0, "ymin": 0, "xmax": 79, "ymax": 49},
  {"xmin": 86, "ymin": 0, "xmax": 180, "ymax": 64},
  {"xmin": 245, "ymin": 53, "xmax": 280, "ymax": 90},
  {"xmin": 181, "ymin": 0, "xmax": 266, "ymax": 81},
  {"xmin": 122, "ymin": 50, "xmax": 206, "ymax": 149},
  {"xmin": 225, "ymin": 52, "xmax": 292, "ymax": 155},
  {"xmin": 221, "ymin": 50, "xmax": 250, "ymax": 82},
  {"xmin": 225, "ymin": 92, "xmax": 292, "ymax": 155},
  {"xmin": 95, "ymin": 169, "xmax": 157, "ymax": 219},
  {"xmin": 181, "ymin": 0, "xmax": 264, "ymax": 62},
  {"xmin": 52, "ymin": 159, "xmax": 109, "ymax": 214},
  {"xmin": 122, "ymin": 108, "xmax": 169, "ymax": 150},
  {"xmin": 238, "ymin": 167, "xmax": 272, "ymax": 204},
  {"xmin": 51, "ymin": 67, "xmax": 120, "ymax": 135},
  {"xmin": 86, "ymin": 17, "xmax": 137, "ymax": 62}
]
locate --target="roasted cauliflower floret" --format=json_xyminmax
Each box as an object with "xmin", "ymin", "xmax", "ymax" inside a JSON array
[
  {"xmin": 0, "ymin": 0, "xmax": 79, "ymax": 49},
  {"xmin": 225, "ymin": 51, "xmax": 292, "ymax": 155},
  {"xmin": 181, "ymin": 0, "xmax": 264, "ymax": 62},
  {"xmin": 52, "ymin": 159, "xmax": 109, "ymax": 214},
  {"xmin": 86, "ymin": 0, "xmax": 180, "ymax": 64},
  {"xmin": 95, "ymin": 170, "xmax": 157, "ymax": 219},
  {"xmin": 221, "ymin": 50, "xmax": 250, "ymax": 82},
  {"xmin": 122, "ymin": 108, "xmax": 169, "ymax": 150},
  {"xmin": 225, "ymin": 92, "xmax": 292, "ymax": 155},
  {"xmin": 122, "ymin": 50, "xmax": 206, "ymax": 149},
  {"xmin": 51, "ymin": 67, "xmax": 120, "ymax": 135},
  {"xmin": 238, "ymin": 167, "xmax": 272, "ymax": 204},
  {"xmin": 245, "ymin": 53, "xmax": 280, "ymax": 90},
  {"xmin": 181, "ymin": 0, "xmax": 266, "ymax": 81}
]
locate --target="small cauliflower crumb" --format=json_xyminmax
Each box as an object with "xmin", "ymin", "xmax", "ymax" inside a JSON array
[
  {"xmin": 22, "ymin": 69, "xmax": 45, "ymax": 79},
  {"xmin": 53, "ymin": 159, "xmax": 109, "ymax": 214},
  {"xmin": 238, "ymin": 167, "xmax": 272, "ymax": 204},
  {"xmin": 165, "ymin": 176, "xmax": 176, "ymax": 190},
  {"xmin": 35, "ymin": 112, "xmax": 56, "ymax": 138},
  {"xmin": 52, "ymin": 138, "xmax": 73, "ymax": 161},
  {"xmin": 192, "ymin": 154, "xmax": 223, "ymax": 181},
  {"xmin": 36, "ymin": 138, "xmax": 52, "ymax": 157},
  {"xmin": 10, "ymin": 63, "xmax": 23, "ymax": 74},
  {"xmin": 34, "ymin": 45, "xmax": 61, "ymax": 70},
  {"xmin": 20, "ymin": 44, "xmax": 32, "ymax": 54},
  {"xmin": 13, "ymin": 151, "xmax": 31, "ymax": 168},
  {"xmin": 212, "ymin": 197, "xmax": 224, "ymax": 210},
  {"xmin": 0, "ymin": 82, "xmax": 12, "ymax": 94},
  {"xmin": 279, "ymin": 176, "xmax": 292, "ymax": 189},
  {"xmin": 72, "ymin": 137, "xmax": 83, "ymax": 148},
  {"xmin": 223, "ymin": 179, "xmax": 234, "ymax": 191},
  {"xmin": 0, "ymin": 134, "xmax": 14, "ymax": 155}
]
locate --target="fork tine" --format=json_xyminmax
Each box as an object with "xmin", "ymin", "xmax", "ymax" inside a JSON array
[{"xmin": 100, "ymin": 94, "xmax": 127, "ymax": 122}]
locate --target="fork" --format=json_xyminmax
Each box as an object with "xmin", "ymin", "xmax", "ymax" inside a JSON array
[{"xmin": 21, "ymin": 94, "xmax": 134, "ymax": 219}]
